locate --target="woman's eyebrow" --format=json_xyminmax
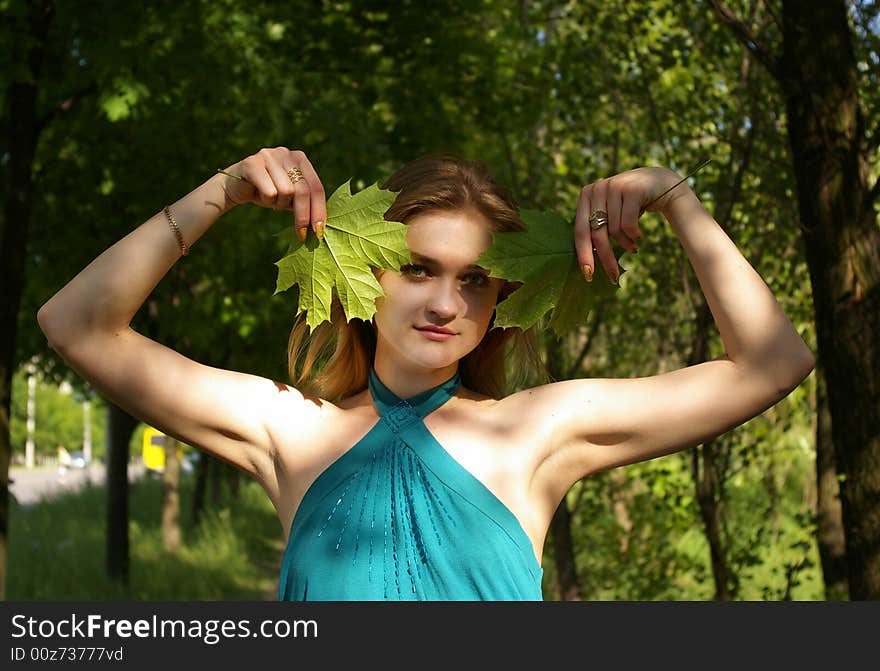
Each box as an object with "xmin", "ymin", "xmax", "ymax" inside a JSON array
[{"xmin": 409, "ymin": 252, "xmax": 488, "ymax": 271}]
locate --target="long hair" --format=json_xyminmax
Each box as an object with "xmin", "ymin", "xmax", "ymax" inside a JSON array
[{"xmin": 288, "ymin": 154, "xmax": 546, "ymax": 402}]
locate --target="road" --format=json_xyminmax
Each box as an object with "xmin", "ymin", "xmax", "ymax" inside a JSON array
[{"xmin": 9, "ymin": 462, "xmax": 146, "ymax": 507}]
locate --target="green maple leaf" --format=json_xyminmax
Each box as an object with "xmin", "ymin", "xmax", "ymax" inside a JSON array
[
  {"xmin": 477, "ymin": 209, "xmax": 625, "ymax": 337},
  {"xmin": 274, "ymin": 180, "xmax": 409, "ymax": 329}
]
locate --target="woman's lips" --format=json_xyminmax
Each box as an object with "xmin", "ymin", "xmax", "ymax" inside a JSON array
[{"xmin": 415, "ymin": 327, "xmax": 455, "ymax": 341}]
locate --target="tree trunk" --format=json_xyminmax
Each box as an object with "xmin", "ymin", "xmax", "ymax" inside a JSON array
[
  {"xmin": 161, "ymin": 438, "xmax": 181, "ymax": 553},
  {"xmin": 778, "ymin": 0, "xmax": 880, "ymax": 599},
  {"xmin": 543, "ymin": 330, "xmax": 583, "ymax": 599},
  {"xmin": 692, "ymin": 440, "xmax": 733, "ymax": 600},
  {"xmin": 192, "ymin": 451, "xmax": 209, "ymax": 526},
  {"xmin": 607, "ymin": 469, "xmax": 632, "ymax": 553},
  {"xmin": 105, "ymin": 401, "xmax": 138, "ymax": 583},
  {"xmin": 227, "ymin": 464, "xmax": 240, "ymax": 499},
  {"xmin": 549, "ymin": 497, "xmax": 582, "ymax": 600},
  {"xmin": 814, "ymin": 367, "xmax": 849, "ymax": 599},
  {"xmin": 687, "ymin": 292, "xmax": 735, "ymax": 600},
  {"xmin": 209, "ymin": 453, "xmax": 222, "ymax": 504},
  {"xmin": 0, "ymin": 0, "xmax": 55, "ymax": 601}
]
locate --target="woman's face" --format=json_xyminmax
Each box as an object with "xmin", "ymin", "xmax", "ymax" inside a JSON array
[{"xmin": 373, "ymin": 207, "xmax": 504, "ymax": 373}]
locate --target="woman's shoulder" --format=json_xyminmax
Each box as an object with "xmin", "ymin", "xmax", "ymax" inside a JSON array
[
  {"xmin": 487, "ymin": 377, "xmax": 609, "ymax": 427},
  {"xmin": 299, "ymin": 382, "xmax": 567, "ymax": 426},
  {"xmin": 452, "ymin": 385, "xmax": 537, "ymax": 429},
  {"xmin": 266, "ymin": 384, "xmax": 375, "ymax": 449}
]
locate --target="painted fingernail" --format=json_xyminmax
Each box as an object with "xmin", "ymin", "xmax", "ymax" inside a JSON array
[
  {"xmin": 582, "ymin": 265, "xmax": 593, "ymax": 283},
  {"xmin": 315, "ymin": 220, "xmax": 325, "ymax": 240},
  {"xmin": 297, "ymin": 227, "xmax": 307, "ymax": 242}
]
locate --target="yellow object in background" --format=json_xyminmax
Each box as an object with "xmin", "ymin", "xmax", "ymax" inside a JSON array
[{"xmin": 142, "ymin": 427, "xmax": 182, "ymax": 472}]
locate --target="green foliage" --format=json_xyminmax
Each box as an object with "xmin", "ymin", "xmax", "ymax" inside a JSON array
[
  {"xmin": 7, "ymin": 0, "xmax": 853, "ymax": 601},
  {"xmin": 274, "ymin": 181, "xmax": 409, "ymax": 328},
  {"xmin": 478, "ymin": 209, "xmax": 622, "ymax": 336},
  {"xmin": 10, "ymin": 368, "xmax": 105, "ymax": 461},
  {"xmin": 8, "ymin": 476, "xmax": 280, "ymax": 600}
]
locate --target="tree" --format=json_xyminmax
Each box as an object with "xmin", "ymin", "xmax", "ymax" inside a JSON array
[
  {"xmin": 711, "ymin": 0, "xmax": 880, "ymax": 600},
  {"xmin": 7, "ymin": 0, "xmax": 530, "ymax": 596},
  {"xmin": 5, "ymin": 0, "xmax": 830, "ymax": 600}
]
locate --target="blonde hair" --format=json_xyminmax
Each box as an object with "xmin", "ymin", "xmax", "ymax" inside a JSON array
[{"xmin": 288, "ymin": 154, "xmax": 546, "ymax": 402}]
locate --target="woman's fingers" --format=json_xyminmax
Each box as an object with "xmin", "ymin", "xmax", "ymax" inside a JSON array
[
  {"xmin": 576, "ymin": 172, "xmax": 652, "ymax": 285},
  {"xmin": 587, "ymin": 179, "xmax": 619, "ymax": 284},
  {"xmin": 574, "ymin": 184, "xmax": 596, "ymax": 282},
  {"xmin": 264, "ymin": 155, "xmax": 298, "ymax": 212},
  {"xmin": 240, "ymin": 159, "xmax": 281, "ymax": 210},
  {"xmin": 229, "ymin": 148, "xmax": 328, "ymax": 243},
  {"xmin": 620, "ymin": 189, "xmax": 643, "ymax": 249},
  {"xmin": 607, "ymin": 177, "xmax": 639, "ymax": 254},
  {"xmin": 294, "ymin": 152, "xmax": 328, "ymax": 240}
]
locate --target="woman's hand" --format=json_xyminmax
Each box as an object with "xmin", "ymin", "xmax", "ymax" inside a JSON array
[
  {"xmin": 219, "ymin": 147, "xmax": 327, "ymax": 241},
  {"xmin": 575, "ymin": 167, "xmax": 690, "ymax": 284}
]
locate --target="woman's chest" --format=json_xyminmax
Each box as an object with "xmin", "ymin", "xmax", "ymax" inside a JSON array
[{"xmin": 274, "ymin": 399, "xmax": 547, "ymax": 554}]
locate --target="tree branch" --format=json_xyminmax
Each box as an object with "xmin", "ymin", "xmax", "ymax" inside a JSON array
[
  {"xmin": 36, "ymin": 84, "xmax": 97, "ymax": 133},
  {"xmin": 708, "ymin": 0, "xmax": 783, "ymax": 81},
  {"xmin": 621, "ymin": 4, "xmax": 670, "ymax": 162},
  {"xmin": 567, "ymin": 303, "xmax": 604, "ymax": 377}
]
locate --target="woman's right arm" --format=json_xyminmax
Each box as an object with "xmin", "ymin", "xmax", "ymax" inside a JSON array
[{"xmin": 36, "ymin": 147, "xmax": 327, "ymax": 495}]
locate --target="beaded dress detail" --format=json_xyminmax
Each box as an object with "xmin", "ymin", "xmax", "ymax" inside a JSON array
[{"xmin": 278, "ymin": 368, "xmax": 543, "ymax": 601}]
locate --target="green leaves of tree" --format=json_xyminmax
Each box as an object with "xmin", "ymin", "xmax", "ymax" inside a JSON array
[
  {"xmin": 274, "ymin": 181, "xmax": 409, "ymax": 329},
  {"xmin": 276, "ymin": 191, "xmax": 622, "ymax": 334},
  {"xmin": 477, "ymin": 209, "xmax": 620, "ymax": 337}
]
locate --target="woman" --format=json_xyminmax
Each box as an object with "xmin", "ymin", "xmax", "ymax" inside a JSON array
[{"xmin": 37, "ymin": 146, "xmax": 815, "ymax": 600}]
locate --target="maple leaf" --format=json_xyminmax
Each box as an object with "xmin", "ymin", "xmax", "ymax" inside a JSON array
[
  {"xmin": 274, "ymin": 180, "xmax": 409, "ymax": 329},
  {"xmin": 477, "ymin": 209, "xmax": 625, "ymax": 337}
]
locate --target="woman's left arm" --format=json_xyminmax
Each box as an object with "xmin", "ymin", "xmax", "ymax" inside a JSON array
[
  {"xmin": 646, "ymin": 171, "xmax": 814, "ymax": 382},
  {"xmin": 522, "ymin": 168, "xmax": 815, "ymax": 505}
]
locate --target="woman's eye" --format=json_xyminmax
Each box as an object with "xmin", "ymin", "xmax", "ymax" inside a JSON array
[
  {"xmin": 401, "ymin": 265, "xmax": 488, "ymax": 287},
  {"xmin": 464, "ymin": 273, "xmax": 490, "ymax": 288},
  {"xmin": 402, "ymin": 264, "xmax": 428, "ymax": 278}
]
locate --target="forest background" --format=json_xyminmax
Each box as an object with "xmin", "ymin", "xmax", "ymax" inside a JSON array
[{"xmin": 2, "ymin": 0, "xmax": 878, "ymax": 601}]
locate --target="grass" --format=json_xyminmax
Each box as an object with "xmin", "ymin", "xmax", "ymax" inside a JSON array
[{"xmin": 8, "ymin": 472, "xmax": 285, "ymax": 600}]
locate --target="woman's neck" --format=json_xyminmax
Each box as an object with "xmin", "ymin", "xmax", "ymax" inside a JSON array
[{"xmin": 372, "ymin": 357, "xmax": 459, "ymax": 400}]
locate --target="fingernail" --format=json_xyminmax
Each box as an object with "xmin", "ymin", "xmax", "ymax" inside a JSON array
[
  {"xmin": 315, "ymin": 220, "xmax": 325, "ymax": 240},
  {"xmin": 297, "ymin": 227, "xmax": 307, "ymax": 242},
  {"xmin": 582, "ymin": 265, "xmax": 593, "ymax": 283},
  {"xmin": 611, "ymin": 270, "xmax": 619, "ymax": 285}
]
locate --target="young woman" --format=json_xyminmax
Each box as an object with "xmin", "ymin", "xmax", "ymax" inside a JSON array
[{"xmin": 37, "ymin": 146, "xmax": 815, "ymax": 600}]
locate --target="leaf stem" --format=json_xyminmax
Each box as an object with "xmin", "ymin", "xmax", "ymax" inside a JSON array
[
  {"xmin": 641, "ymin": 158, "xmax": 712, "ymax": 213},
  {"xmin": 216, "ymin": 168, "xmax": 247, "ymax": 181}
]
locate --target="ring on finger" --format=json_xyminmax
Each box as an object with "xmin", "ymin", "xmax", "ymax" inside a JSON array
[
  {"xmin": 589, "ymin": 209, "xmax": 608, "ymax": 230},
  {"xmin": 287, "ymin": 166, "xmax": 304, "ymax": 185}
]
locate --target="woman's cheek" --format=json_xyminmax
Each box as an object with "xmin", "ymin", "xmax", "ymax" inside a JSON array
[{"xmin": 471, "ymin": 290, "xmax": 499, "ymax": 322}]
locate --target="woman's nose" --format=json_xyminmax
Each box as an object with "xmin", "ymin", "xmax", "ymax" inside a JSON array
[{"xmin": 426, "ymin": 279, "xmax": 463, "ymax": 319}]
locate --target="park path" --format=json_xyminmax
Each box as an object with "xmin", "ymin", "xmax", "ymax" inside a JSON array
[{"xmin": 9, "ymin": 462, "xmax": 145, "ymax": 506}]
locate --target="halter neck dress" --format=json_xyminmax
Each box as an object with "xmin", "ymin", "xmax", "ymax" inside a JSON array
[{"xmin": 278, "ymin": 368, "xmax": 544, "ymax": 601}]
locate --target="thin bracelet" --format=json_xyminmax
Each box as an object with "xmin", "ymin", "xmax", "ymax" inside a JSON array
[{"xmin": 163, "ymin": 205, "xmax": 188, "ymax": 256}]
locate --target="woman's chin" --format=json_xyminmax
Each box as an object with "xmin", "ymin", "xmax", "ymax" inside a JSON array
[
  {"xmin": 377, "ymin": 329, "xmax": 476, "ymax": 372},
  {"xmin": 401, "ymin": 344, "xmax": 468, "ymax": 372}
]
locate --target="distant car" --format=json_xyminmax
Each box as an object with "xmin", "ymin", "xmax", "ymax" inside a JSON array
[
  {"xmin": 67, "ymin": 451, "xmax": 90, "ymax": 469},
  {"xmin": 181, "ymin": 452, "xmax": 200, "ymax": 474}
]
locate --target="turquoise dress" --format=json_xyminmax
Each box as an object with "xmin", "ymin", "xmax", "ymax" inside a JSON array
[{"xmin": 278, "ymin": 368, "xmax": 544, "ymax": 601}]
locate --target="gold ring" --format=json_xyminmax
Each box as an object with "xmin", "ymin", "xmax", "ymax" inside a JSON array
[
  {"xmin": 589, "ymin": 210, "xmax": 608, "ymax": 230},
  {"xmin": 287, "ymin": 166, "xmax": 304, "ymax": 185}
]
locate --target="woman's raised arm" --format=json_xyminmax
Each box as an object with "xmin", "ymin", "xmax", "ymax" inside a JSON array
[
  {"xmin": 514, "ymin": 168, "xmax": 815, "ymax": 509},
  {"xmin": 36, "ymin": 147, "xmax": 327, "ymax": 498}
]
